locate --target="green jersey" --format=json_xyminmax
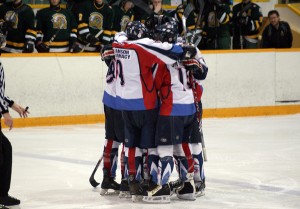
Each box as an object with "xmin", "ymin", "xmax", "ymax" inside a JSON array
[
  {"xmin": 111, "ymin": 5, "xmax": 134, "ymax": 37},
  {"xmin": 36, "ymin": 5, "xmax": 78, "ymax": 52},
  {"xmin": 0, "ymin": 1, "xmax": 36, "ymax": 53},
  {"xmin": 232, "ymin": 2, "xmax": 263, "ymax": 38},
  {"xmin": 201, "ymin": 3, "xmax": 231, "ymax": 39},
  {"xmin": 76, "ymin": 0, "xmax": 113, "ymax": 49}
]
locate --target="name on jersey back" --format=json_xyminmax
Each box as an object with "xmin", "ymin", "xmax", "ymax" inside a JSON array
[{"xmin": 114, "ymin": 48, "xmax": 131, "ymax": 59}]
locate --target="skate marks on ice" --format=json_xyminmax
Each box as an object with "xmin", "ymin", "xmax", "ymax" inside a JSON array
[{"xmin": 7, "ymin": 115, "xmax": 300, "ymax": 209}]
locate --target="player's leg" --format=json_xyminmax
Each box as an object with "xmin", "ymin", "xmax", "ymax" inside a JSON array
[
  {"xmin": 122, "ymin": 111, "xmax": 144, "ymax": 201},
  {"xmin": 191, "ymin": 101, "xmax": 206, "ymax": 196},
  {"xmin": 100, "ymin": 106, "xmax": 121, "ymax": 195},
  {"xmin": 173, "ymin": 115, "xmax": 196, "ymax": 200},
  {"xmin": 143, "ymin": 115, "xmax": 174, "ymax": 203}
]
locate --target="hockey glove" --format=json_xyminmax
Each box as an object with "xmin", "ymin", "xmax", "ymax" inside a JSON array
[
  {"xmin": 181, "ymin": 45, "xmax": 197, "ymax": 60},
  {"xmin": 36, "ymin": 42, "xmax": 50, "ymax": 53},
  {"xmin": 100, "ymin": 45, "xmax": 115, "ymax": 67},
  {"xmin": 1, "ymin": 20, "xmax": 14, "ymax": 34},
  {"xmin": 23, "ymin": 40, "xmax": 34, "ymax": 53},
  {"xmin": 70, "ymin": 43, "xmax": 81, "ymax": 53},
  {"xmin": 183, "ymin": 59, "xmax": 202, "ymax": 72},
  {"xmin": 183, "ymin": 59, "xmax": 208, "ymax": 80},
  {"xmin": 86, "ymin": 33, "xmax": 98, "ymax": 46}
]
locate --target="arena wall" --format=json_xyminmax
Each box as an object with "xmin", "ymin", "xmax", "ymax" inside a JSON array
[{"xmin": 1, "ymin": 49, "xmax": 300, "ymax": 127}]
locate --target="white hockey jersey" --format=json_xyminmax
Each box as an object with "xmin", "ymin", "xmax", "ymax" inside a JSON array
[
  {"xmin": 102, "ymin": 32, "xmax": 127, "ymax": 110},
  {"xmin": 154, "ymin": 62, "xmax": 196, "ymax": 116},
  {"xmin": 112, "ymin": 38, "xmax": 183, "ymax": 111}
]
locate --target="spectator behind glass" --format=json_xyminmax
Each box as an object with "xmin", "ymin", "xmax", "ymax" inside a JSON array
[
  {"xmin": 141, "ymin": 0, "xmax": 171, "ymax": 24},
  {"xmin": 35, "ymin": 0, "xmax": 79, "ymax": 53},
  {"xmin": 0, "ymin": 0, "xmax": 36, "ymax": 53},
  {"xmin": 232, "ymin": 0, "xmax": 263, "ymax": 49},
  {"xmin": 198, "ymin": 0, "xmax": 231, "ymax": 50},
  {"xmin": 261, "ymin": 10, "xmax": 293, "ymax": 48}
]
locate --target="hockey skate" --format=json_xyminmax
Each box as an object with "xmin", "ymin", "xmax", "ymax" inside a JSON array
[
  {"xmin": 176, "ymin": 180, "xmax": 196, "ymax": 201},
  {"xmin": 119, "ymin": 179, "xmax": 131, "ymax": 198},
  {"xmin": 100, "ymin": 169, "xmax": 120, "ymax": 195},
  {"xmin": 128, "ymin": 175, "xmax": 144, "ymax": 202},
  {"xmin": 142, "ymin": 183, "xmax": 171, "ymax": 203},
  {"xmin": 168, "ymin": 179, "xmax": 184, "ymax": 195},
  {"xmin": 195, "ymin": 180, "xmax": 205, "ymax": 197}
]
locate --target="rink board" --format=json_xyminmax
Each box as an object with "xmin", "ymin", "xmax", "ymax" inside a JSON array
[{"xmin": 1, "ymin": 49, "xmax": 300, "ymax": 127}]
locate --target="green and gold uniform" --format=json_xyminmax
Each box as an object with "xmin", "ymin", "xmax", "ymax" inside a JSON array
[
  {"xmin": 232, "ymin": 1, "xmax": 263, "ymax": 49},
  {"xmin": 0, "ymin": 0, "xmax": 36, "ymax": 53},
  {"xmin": 199, "ymin": 2, "xmax": 231, "ymax": 49},
  {"xmin": 76, "ymin": 0, "xmax": 113, "ymax": 52},
  {"xmin": 111, "ymin": 4, "xmax": 134, "ymax": 38},
  {"xmin": 36, "ymin": 5, "xmax": 78, "ymax": 52}
]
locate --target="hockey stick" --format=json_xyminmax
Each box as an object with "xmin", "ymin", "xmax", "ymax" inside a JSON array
[
  {"xmin": 188, "ymin": 73, "xmax": 207, "ymax": 162},
  {"xmin": 131, "ymin": 0, "xmax": 153, "ymax": 15},
  {"xmin": 192, "ymin": 0, "xmax": 205, "ymax": 46},
  {"xmin": 89, "ymin": 155, "xmax": 103, "ymax": 187},
  {"xmin": 80, "ymin": 29, "xmax": 103, "ymax": 52},
  {"xmin": 182, "ymin": 3, "xmax": 195, "ymax": 43},
  {"xmin": 47, "ymin": 23, "xmax": 64, "ymax": 47}
]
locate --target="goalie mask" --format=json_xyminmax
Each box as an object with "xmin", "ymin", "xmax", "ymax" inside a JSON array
[
  {"xmin": 153, "ymin": 20, "xmax": 178, "ymax": 43},
  {"xmin": 125, "ymin": 21, "xmax": 148, "ymax": 40}
]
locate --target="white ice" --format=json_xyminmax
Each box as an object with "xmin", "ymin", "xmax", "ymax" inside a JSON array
[{"xmin": 3, "ymin": 114, "xmax": 300, "ymax": 209}]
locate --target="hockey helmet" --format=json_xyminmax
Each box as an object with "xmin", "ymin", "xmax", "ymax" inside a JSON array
[
  {"xmin": 125, "ymin": 21, "xmax": 148, "ymax": 40},
  {"xmin": 145, "ymin": 15, "xmax": 177, "ymax": 39},
  {"xmin": 153, "ymin": 19, "xmax": 178, "ymax": 43}
]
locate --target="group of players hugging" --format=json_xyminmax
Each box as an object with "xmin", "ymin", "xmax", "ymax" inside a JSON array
[{"xmin": 97, "ymin": 13, "xmax": 208, "ymax": 204}]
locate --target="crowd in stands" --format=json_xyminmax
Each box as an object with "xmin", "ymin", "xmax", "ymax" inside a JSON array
[{"xmin": 0, "ymin": 0, "xmax": 293, "ymax": 53}]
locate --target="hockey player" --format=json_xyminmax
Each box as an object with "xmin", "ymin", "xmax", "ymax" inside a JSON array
[
  {"xmin": 183, "ymin": 48, "xmax": 208, "ymax": 197},
  {"xmin": 99, "ymin": 33, "xmax": 131, "ymax": 197},
  {"xmin": 0, "ymin": 0, "xmax": 36, "ymax": 53},
  {"xmin": 110, "ymin": 0, "xmax": 134, "ymax": 39},
  {"xmin": 76, "ymin": 0, "xmax": 113, "ymax": 52},
  {"xmin": 112, "ymin": 21, "xmax": 184, "ymax": 202},
  {"xmin": 232, "ymin": 0, "xmax": 263, "ymax": 49},
  {"xmin": 35, "ymin": 0, "xmax": 79, "ymax": 52},
  {"xmin": 142, "ymin": 20, "xmax": 200, "ymax": 203},
  {"xmin": 199, "ymin": 0, "xmax": 231, "ymax": 49}
]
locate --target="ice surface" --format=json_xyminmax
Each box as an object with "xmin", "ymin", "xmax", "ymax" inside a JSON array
[{"xmin": 3, "ymin": 114, "xmax": 300, "ymax": 209}]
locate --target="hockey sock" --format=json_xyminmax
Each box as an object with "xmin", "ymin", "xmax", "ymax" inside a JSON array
[
  {"xmin": 174, "ymin": 143, "xmax": 194, "ymax": 182},
  {"xmin": 147, "ymin": 148, "xmax": 159, "ymax": 184},
  {"xmin": 103, "ymin": 139, "xmax": 120, "ymax": 178},
  {"xmin": 120, "ymin": 143, "xmax": 125, "ymax": 179},
  {"xmin": 125, "ymin": 147, "xmax": 143, "ymax": 181},
  {"xmin": 157, "ymin": 145, "xmax": 174, "ymax": 185},
  {"xmin": 191, "ymin": 142, "xmax": 205, "ymax": 181}
]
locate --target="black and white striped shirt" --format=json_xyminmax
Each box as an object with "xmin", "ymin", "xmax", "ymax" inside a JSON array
[{"xmin": 0, "ymin": 61, "xmax": 14, "ymax": 114}]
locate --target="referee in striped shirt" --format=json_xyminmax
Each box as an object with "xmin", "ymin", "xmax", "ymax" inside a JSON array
[{"xmin": 0, "ymin": 30, "xmax": 29, "ymax": 208}]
